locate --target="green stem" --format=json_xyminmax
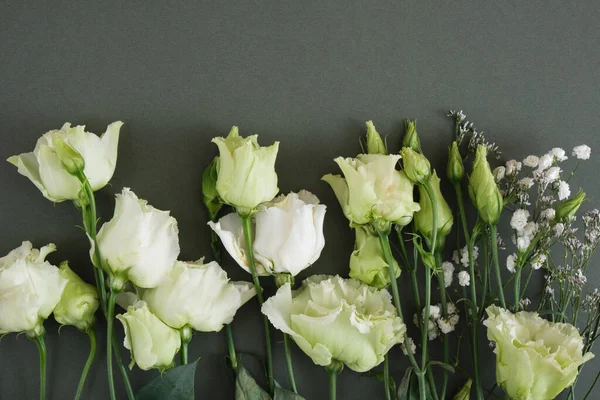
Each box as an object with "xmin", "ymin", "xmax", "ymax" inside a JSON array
[
  {"xmin": 107, "ymin": 290, "xmax": 117, "ymax": 400},
  {"xmin": 479, "ymin": 234, "xmax": 490, "ymax": 317},
  {"xmin": 377, "ymin": 231, "xmax": 424, "ymax": 397},
  {"xmin": 111, "ymin": 333, "xmax": 134, "ymax": 400},
  {"xmin": 584, "ymin": 368, "xmax": 600, "ymax": 399},
  {"xmin": 410, "ymin": 269, "xmax": 422, "ymax": 330},
  {"xmin": 422, "ymin": 181, "xmax": 439, "ymax": 252},
  {"xmin": 225, "ymin": 324, "xmax": 238, "ymax": 371},
  {"xmin": 328, "ymin": 369, "xmax": 337, "ymax": 400},
  {"xmin": 489, "ymin": 224, "xmax": 506, "ymax": 308},
  {"xmin": 75, "ymin": 329, "xmax": 97, "ymax": 400},
  {"xmin": 180, "ymin": 340, "xmax": 188, "ymax": 365},
  {"xmin": 383, "ymin": 354, "xmax": 391, "ymax": 400},
  {"xmin": 283, "ymin": 333, "xmax": 298, "ymax": 393},
  {"xmin": 241, "ymin": 215, "xmax": 274, "ymax": 394},
  {"xmin": 435, "ymin": 255, "xmax": 449, "ymax": 400},
  {"xmin": 514, "ymin": 265, "xmax": 522, "ymax": 312},
  {"xmin": 35, "ymin": 335, "xmax": 47, "ymax": 400}
]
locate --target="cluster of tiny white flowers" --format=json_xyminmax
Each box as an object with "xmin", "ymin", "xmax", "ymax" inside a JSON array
[
  {"xmin": 414, "ymin": 303, "xmax": 460, "ymax": 340},
  {"xmin": 436, "ymin": 303, "xmax": 460, "ymax": 334},
  {"xmin": 510, "ymin": 209, "xmax": 538, "ymax": 251},
  {"xmin": 557, "ymin": 180, "xmax": 571, "ymax": 200},
  {"xmin": 519, "ymin": 297, "xmax": 532, "ymax": 310},
  {"xmin": 505, "ymin": 159, "xmax": 522, "ymax": 176},
  {"xmin": 493, "ymin": 166, "xmax": 505, "ymax": 182},
  {"xmin": 401, "ymin": 337, "xmax": 417, "ymax": 356},
  {"xmin": 458, "ymin": 271, "xmax": 470, "ymax": 287},
  {"xmin": 442, "ymin": 261, "xmax": 454, "ymax": 288},
  {"xmin": 506, "ymin": 254, "xmax": 517, "ymax": 273},
  {"xmin": 573, "ymin": 145, "xmax": 591, "ymax": 160},
  {"xmin": 522, "ymin": 155, "xmax": 539, "ymax": 168},
  {"xmin": 455, "ymin": 245, "xmax": 479, "ymax": 268},
  {"xmin": 448, "ymin": 110, "xmax": 501, "ymax": 158}
]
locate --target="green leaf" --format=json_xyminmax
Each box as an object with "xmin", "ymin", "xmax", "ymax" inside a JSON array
[
  {"xmin": 397, "ymin": 367, "xmax": 413, "ymax": 400},
  {"xmin": 135, "ymin": 362, "xmax": 197, "ymax": 400},
  {"xmin": 274, "ymin": 384, "xmax": 305, "ymax": 400},
  {"xmin": 427, "ymin": 361, "xmax": 456, "ymax": 373},
  {"xmin": 235, "ymin": 363, "xmax": 271, "ymax": 400}
]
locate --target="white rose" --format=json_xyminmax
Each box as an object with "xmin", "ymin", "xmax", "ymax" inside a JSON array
[
  {"xmin": 0, "ymin": 241, "xmax": 67, "ymax": 334},
  {"xmin": 7, "ymin": 121, "xmax": 123, "ymax": 202},
  {"xmin": 322, "ymin": 154, "xmax": 420, "ymax": 226},
  {"xmin": 142, "ymin": 260, "xmax": 255, "ymax": 332},
  {"xmin": 94, "ymin": 188, "xmax": 180, "ymax": 288},
  {"xmin": 116, "ymin": 301, "xmax": 181, "ymax": 371},
  {"xmin": 209, "ymin": 191, "xmax": 326, "ymax": 277},
  {"xmin": 262, "ymin": 275, "xmax": 406, "ymax": 372}
]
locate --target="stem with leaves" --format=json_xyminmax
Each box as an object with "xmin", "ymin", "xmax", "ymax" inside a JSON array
[{"xmin": 241, "ymin": 214, "xmax": 274, "ymax": 394}]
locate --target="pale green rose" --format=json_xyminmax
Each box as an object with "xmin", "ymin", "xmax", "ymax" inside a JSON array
[
  {"xmin": 484, "ymin": 306, "xmax": 594, "ymax": 400},
  {"xmin": 322, "ymin": 154, "xmax": 420, "ymax": 227},
  {"xmin": 365, "ymin": 120, "xmax": 387, "ymax": 155},
  {"xmin": 349, "ymin": 226, "xmax": 400, "ymax": 289},
  {"xmin": 212, "ymin": 126, "xmax": 279, "ymax": 215},
  {"xmin": 261, "ymin": 275, "xmax": 406, "ymax": 372},
  {"xmin": 142, "ymin": 259, "xmax": 255, "ymax": 332},
  {"xmin": 401, "ymin": 147, "xmax": 431, "ymax": 185},
  {"xmin": 414, "ymin": 170, "xmax": 454, "ymax": 250},
  {"xmin": 7, "ymin": 121, "xmax": 123, "ymax": 202},
  {"xmin": 468, "ymin": 146, "xmax": 503, "ymax": 225},
  {"xmin": 117, "ymin": 301, "xmax": 181, "ymax": 371},
  {"xmin": 53, "ymin": 262, "xmax": 99, "ymax": 331}
]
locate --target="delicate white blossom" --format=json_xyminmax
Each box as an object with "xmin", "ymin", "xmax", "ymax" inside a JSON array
[
  {"xmin": 505, "ymin": 160, "xmax": 522, "ymax": 175},
  {"xmin": 510, "ymin": 209, "xmax": 530, "ymax": 232},
  {"xmin": 572, "ymin": 145, "xmax": 591, "ymax": 160},
  {"xmin": 537, "ymin": 154, "xmax": 553, "ymax": 171},
  {"xmin": 458, "ymin": 271, "xmax": 470, "ymax": 287},
  {"xmin": 519, "ymin": 177, "xmax": 534, "ymax": 189},
  {"xmin": 506, "ymin": 254, "xmax": 517, "ymax": 273},
  {"xmin": 558, "ymin": 181, "xmax": 571, "ymax": 200},
  {"xmin": 493, "ymin": 166, "xmax": 506, "ymax": 182},
  {"xmin": 442, "ymin": 261, "xmax": 454, "ymax": 288},
  {"xmin": 523, "ymin": 155, "xmax": 539, "ymax": 168},
  {"xmin": 541, "ymin": 208, "xmax": 556, "ymax": 221},
  {"xmin": 544, "ymin": 166, "xmax": 561, "ymax": 183},
  {"xmin": 550, "ymin": 147, "xmax": 568, "ymax": 162}
]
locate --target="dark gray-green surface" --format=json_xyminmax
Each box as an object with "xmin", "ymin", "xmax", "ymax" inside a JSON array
[{"xmin": 1, "ymin": 1, "xmax": 599, "ymax": 399}]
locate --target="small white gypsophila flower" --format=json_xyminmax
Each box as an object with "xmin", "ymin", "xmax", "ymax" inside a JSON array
[
  {"xmin": 442, "ymin": 261, "xmax": 454, "ymax": 288},
  {"xmin": 507, "ymin": 254, "xmax": 517, "ymax": 273},
  {"xmin": 493, "ymin": 166, "xmax": 506, "ymax": 182},
  {"xmin": 541, "ymin": 208, "xmax": 556, "ymax": 220},
  {"xmin": 510, "ymin": 209, "xmax": 530, "ymax": 232},
  {"xmin": 458, "ymin": 271, "xmax": 470, "ymax": 286},
  {"xmin": 505, "ymin": 160, "xmax": 522, "ymax": 175},
  {"xmin": 523, "ymin": 221, "xmax": 539, "ymax": 237},
  {"xmin": 550, "ymin": 147, "xmax": 568, "ymax": 162},
  {"xmin": 437, "ymin": 318, "xmax": 455, "ymax": 334},
  {"xmin": 428, "ymin": 329, "xmax": 439, "ymax": 341},
  {"xmin": 545, "ymin": 286, "xmax": 555, "ymax": 296},
  {"xmin": 531, "ymin": 253, "xmax": 546, "ymax": 270},
  {"xmin": 519, "ymin": 298, "xmax": 531, "ymax": 310},
  {"xmin": 544, "ymin": 166, "xmax": 561, "ymax": 183},
  {"xmin": 401, "ymin": 337, "xmax": 417, "ymax": 355},
  {"xmin": 573, "ymin": 145, "xmax": 591, "ymax": 160},
  {"xmin": 554, "ymin": 223, "xmax": 565, "ymax": 237},
  {"xmin": 517, "ymin": 235, "xmax": 531, "ymax": 251},
  {"xmin": 519, "ymin": 177, "xmax": 534, "ymax": 189},
  {"xmin": 537, "ymin": 154, "xmax": 553, "ymax": 171},
  {"xmin": 460, "ymin": 246, "xmax": 479, "ymax": 268},
  {"xmin": 429, "ymin": 305, "xmax": 441, "ymax": 320},
  {"xmin": 447, "ymin": 303, "xmax": 457, "ymax": 315},
  {"xmin": 558, "ymin": 181, "xmax": 571, "ymax": 200},
  {"xmin": 523, "ymin": 155, "xmax": 539, "ymax": 168}
]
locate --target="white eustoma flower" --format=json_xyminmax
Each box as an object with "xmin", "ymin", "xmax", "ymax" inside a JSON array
[
  {"xmin": 322, "ymin": 154, "xmax": 420, "ymax": 226},
  {"xmin": 557, "ymin": 181, "xmax": 571, "ymax": 200},
  {"xmin": 484, "ymin": 306, "xmax": 594, "ymax": 400},
  {"xmin": 549, "ymin": 147, "xmax": 568, "ymax": 162},
  {"xmin": 7, "ymin": 122, "xmax": 123, "ymax": 202},
  {"xmin": 458, "ymin": 271, "xmax": 470, "ymax": 287},
  {"xmin": 442, "ymin": 261, "xmax": 454, "ymax": 288},
  {"xmin": 0, "ymin": 241, "xmax": 67, "ymax": 334},
  {"xmin": 209, "ymin": 191, "xmax": 326, "ymax": 277},
  {"xmin": 94, "ymin": 188, "xmax": 180, "ymax": 288},
  {"xmin": 510, "ymin": 209, "xmax": 530, "ymax": 232},
  {"xmin": 117, "ymin": 301, "xmax": 181, "ymax": 371},
  {"xmin": 262, "ymin": 275, "xmax": 405, "ymax": 372},
  {"xmin": 212, "ymin": 126, "xmax": 279, "ymax": 215},
  {"xmin": 142, "ymin": 260, "xmax": 255, "ymax": 332},
  {"xmin": 572, "ymin": 145, "xmax": 591, "ymax": 160},
  {"xmin": 522, "ymin": 155, "xmax": 539, "ymax": 168}
]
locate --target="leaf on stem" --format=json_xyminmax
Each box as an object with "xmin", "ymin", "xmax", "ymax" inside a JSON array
[{"xmin": 135, "ymin": 361, "xmax": 197, "ymax": 400}]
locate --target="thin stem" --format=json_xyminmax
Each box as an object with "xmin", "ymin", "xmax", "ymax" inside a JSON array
[
  {"xmin": 241, "ymin": 215, "xmax": 274, "ymax": 394},
  {"xmin": 422, "ymin": 180, "xmax": 439, "ymax": 252},
  {"xmin": 328, "ymin": 369, "xmax": 337, "ymax": 400},
  {"xmin": 75, "ymin": 329, "xmax": 97, "ymax": 400},
  {"xmin": 383, "ymin": 355, "xmax": 391, "ymax": 400},
  {"xmin": 479, "ymin": 233, "xmax": 490, "ymax": 317},
  {"xmin": 283, "ymin": 333, "xmax": 298, "ymax": 393},
  {"xmin": 180, "ymin": 341, "xmax": 188, "ymax": 365},
  {"xmin": 225, "ymin": 324, "xmax": 238, "ymax": 371},
  {"xmin": 489, "ymin": 224, "xmax": 506, "ymax": 308},
  {"xmin": 435, "ymin": 258, "xmax": 449, "ymax": 400},
  {"xmin": 107, "ymin": 290, "xmax": 117, "ymax": 400},
  {"xmin": 410, "ymin": 269, "xmax": 422, "ymax": 330},
  {"xmin": 514, "ymin": 265, "xmax": 523, "ymax": 312},
  {"xmin": 35, "ymin": 335, "xmax": 47, "ymax": 400},
  {"xmin": 377, "ymin": 231, "xmax": 424, "ymax": 397},
  {"xmin": 584, "ymin": 368, "xmax": 600, "ymax": 399},
  {"xmin": 111, "ymin": 334, "xmax": 134, "ymax": 400}
]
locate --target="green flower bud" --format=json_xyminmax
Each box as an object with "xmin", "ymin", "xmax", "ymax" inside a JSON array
[
  {"xmin": 202, "ymin": 156, "xmax": 223, "ymax": 220},
  {"xmin": 468, "ymin": 146, "xmax": 503, "ymax": 225},
  {"xmin": 53, "ymin": 262, "xmax": 99, "ymax": 331},
  {"xmin": 402, "ymin": 119, "xmax": 421, "ymax": 152},
  {"xmin": 414, "ymin": 171, "xmax": 454, "ymax": 251},
  {"xmin": 53, "ymin": 137, "xmax": 85, "ymax": 175},
  {"xmin": 413, "ymin": 237, "xmax": 438, "ymax": 272},
  {"xmin": 447, "ymin": 141, "xmax": 464, "ymax": 183},
  {"xmin": 365, "ymin": 120, "xmax": 387, "ymax": 155},
  {"xmin": 556, "ymin": 189, "xmax": 586, "ymax": 220},
  {"xmin": 349, "ymin": 226, "xmax": 400, "ymax": 289},
  {"xmin": 401, "ymin": 147, "xmax": 431, "ymax": 185},
  {"xmin": 452, "ymin": 379, "xmax": 472, "ymax": 400}
]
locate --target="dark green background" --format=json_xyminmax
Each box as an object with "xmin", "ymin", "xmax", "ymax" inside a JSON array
[{"xmin": 1, "ymin": 1, "xmax": 599, "ymax": 399}]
